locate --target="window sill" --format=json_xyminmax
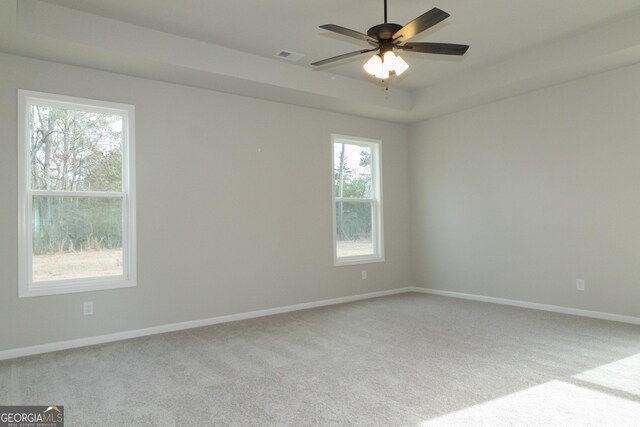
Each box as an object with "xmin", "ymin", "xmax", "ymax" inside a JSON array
[
  {"xmin": 19, "ymin": 276, "xmax": 136, "ymax": 298},
  {"xmin": 334, "ymin": 256, "xmax": 385, "ymax": 267}
]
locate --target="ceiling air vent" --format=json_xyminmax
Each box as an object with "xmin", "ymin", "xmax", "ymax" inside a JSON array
[{"xmin": 274, "ymin": 50, "xmax": 305, "ymax": 62}]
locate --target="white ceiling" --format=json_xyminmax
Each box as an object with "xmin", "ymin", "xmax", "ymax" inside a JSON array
[
  {"xmin": 39, "ymin": 0, "xmax": 640, "ymax": 89},
  {"xmin": 2, "ymin": 0, "xmax": 640, "ymax": 122}
]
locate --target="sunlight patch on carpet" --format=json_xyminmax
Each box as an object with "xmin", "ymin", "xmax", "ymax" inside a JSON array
[
  {"xmin": 420, "ymin": 380, "xmax": 640, "ymax": 426},
  {"xmin": 573, "ymin": 353, "xmax": 640, "ymax": 397}
]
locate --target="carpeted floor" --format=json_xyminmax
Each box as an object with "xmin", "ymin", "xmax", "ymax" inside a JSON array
[{"xmin": 1, "ymin": 292, "xmax": 640, "ymax": 426}]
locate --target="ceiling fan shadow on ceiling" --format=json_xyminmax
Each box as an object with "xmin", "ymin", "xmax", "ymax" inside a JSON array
[{"xmin": 311, "ymin": 0, "xmax": 469, "ymax": 80}]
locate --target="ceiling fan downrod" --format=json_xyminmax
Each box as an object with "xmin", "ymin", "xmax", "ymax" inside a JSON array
[{"xmin": 384, "ymin": 0, "xmax": 388, "ymax": 24}]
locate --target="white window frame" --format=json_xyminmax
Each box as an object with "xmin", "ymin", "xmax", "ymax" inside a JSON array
[
  {"xmin": 17, "ymin": 90, "xmax": 137, "ymax": 297},
  {"xmin": 331, "ymin": 134, "xmax": 384, "ymax": 266}
]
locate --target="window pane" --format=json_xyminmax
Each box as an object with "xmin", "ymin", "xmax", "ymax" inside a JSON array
[
  {"xmin": 336, "ymin": 201, "xmax": 374, "ymax": 258},
  {"xmin": 32, "ymin": 196, "xmax": 123, "ymax": 282},
  {"xmin": 334, "ymin": 143, "xmax": 372, "ymax": 198},
  {"xmin": 29, "ymin": 104, "xmax": 123, "ymax": 192}
]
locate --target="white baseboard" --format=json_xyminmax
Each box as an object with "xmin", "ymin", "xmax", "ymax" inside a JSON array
[
  {"xmin": 0, "ymin": 287, "xmax": 414, "ymax": 361},
  {"xmin": 413, "ymin": 287, "xmax": 640, "ymax": 326},
  {"xmin": 4, "ymin": 286, "xmax": 638, "ymax": 361}
]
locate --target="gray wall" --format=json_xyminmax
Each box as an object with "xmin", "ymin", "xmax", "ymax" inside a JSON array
[
  {"xmin": 0, "ymin": 53, "xmax": 411, "ymax": 351},
  {"xmin": 410, "ymin": 62, "xmax": 640, "ymax": 318}
]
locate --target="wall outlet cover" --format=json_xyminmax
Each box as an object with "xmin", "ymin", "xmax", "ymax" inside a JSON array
[{"xmin": 83, "ymin": 301, "xmax": 94, "ymax": 315}]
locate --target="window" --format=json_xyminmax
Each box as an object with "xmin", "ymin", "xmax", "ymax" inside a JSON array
[
  {"xmin": 332, "ymin": 134, "xmax": 384, "ymax": 265},
  {"xmin": 18, "ymin": 90, "xmax": 136, "ymax": 297}
]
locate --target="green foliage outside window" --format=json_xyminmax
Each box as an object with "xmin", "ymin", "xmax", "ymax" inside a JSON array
[
  {"xmin": 30, "ymin": 105, "xmax": 124, "ymax": 255},
  {"xmin": 335, "ymin": 143, "xmax": 374, "ymax": 242}
]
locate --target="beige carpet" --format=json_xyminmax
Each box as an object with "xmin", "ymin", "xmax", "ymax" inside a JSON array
[{"xmin": 1, "ymin": 292, "xmax": 639, "ymax": 426}]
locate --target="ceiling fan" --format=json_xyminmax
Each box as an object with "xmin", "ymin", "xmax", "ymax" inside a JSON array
[{"xmin": 311, "ymin": 0, "xmax": 469, "ymax": 79}]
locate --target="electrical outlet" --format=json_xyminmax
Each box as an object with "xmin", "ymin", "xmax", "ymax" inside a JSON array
[
  {"xmin": 361, "ymin": 270, "xmax": 367, "ymax": 280},
  {"xmin": 576, "ymin": 279, "xmax": 585, "ymax": 291},
  {"xmin": 83, "ymin": 301, "xmax": 94, "ymax": 315}
]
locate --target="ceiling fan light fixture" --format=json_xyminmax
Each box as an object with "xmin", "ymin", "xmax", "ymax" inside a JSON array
[
  {"xmin": 364, "ymin": 54, "xmax": 383, "ymax": 76},
  {"xmin": 364, "ymin": 53, "xmax": 390, "ymax": 79},
  {"xmin": 382, "ymin": 50, "xmax": 398, "ymax": 73},
  {"xmin": 393, "ymin": 54, "xmax": 409, "ymax": 76},
  {"xmin": 363, "ymin": 50, "xmax": 408, "ymax": 79},
  {"xmin": 375, "ymin": 67, "xmax": 390, "ymax": 79}
]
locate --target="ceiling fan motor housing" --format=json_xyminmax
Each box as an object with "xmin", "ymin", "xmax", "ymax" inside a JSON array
[{"xmin": 367, "ymin": 23, "xmax": 403, "ymax": 42}]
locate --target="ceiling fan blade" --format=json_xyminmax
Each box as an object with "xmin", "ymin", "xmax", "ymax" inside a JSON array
[
  {"xmin": 397, "ymin": 42, "xmax": 469, "ymax": 56},
  {"xmin": 320, "ymin": 24, "xmax": 377, "ymax": 43},
  {"xmin": 311, "ymin": 48, "xmax": 378, "ymax": 66},
  {"xmin": 392, "ymin": 8, "xmax": 450, "ymax": 42}
]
